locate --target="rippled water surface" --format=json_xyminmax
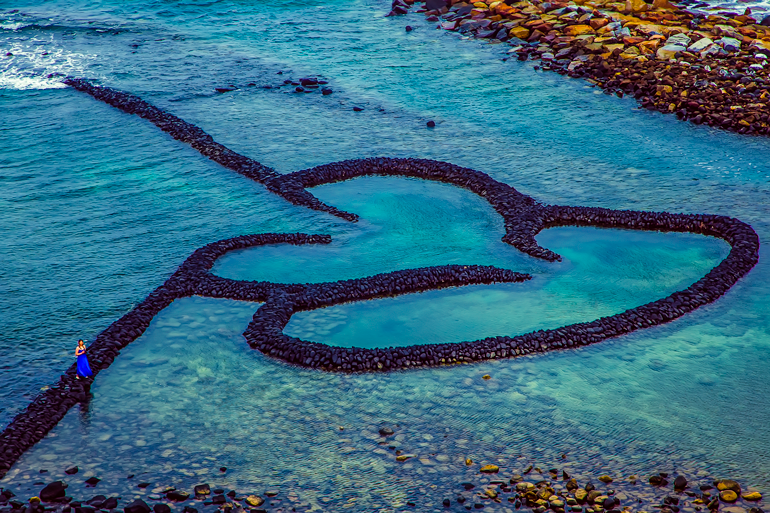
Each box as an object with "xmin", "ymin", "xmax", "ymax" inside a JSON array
[{"xmin": 2, "ymin": 0, "xmax": 770, "ymax": 510}]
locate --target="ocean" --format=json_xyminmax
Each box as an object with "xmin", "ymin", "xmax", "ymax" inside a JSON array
[{"xmin": 1, "ymin": 0, "xmax": 770, "ymax": 511}]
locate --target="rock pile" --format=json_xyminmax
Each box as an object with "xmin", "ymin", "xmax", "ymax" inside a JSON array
[
  {"xmin": 397, "ymin": 0, "xmax": 770, "ymax": 135},
  {"xmin": 436, "ymin": 469, "xmax": 766, "ymax": 512},
  {"xmin": 0, "ymin": 81, "xmax": 758, "ymax": 481}
]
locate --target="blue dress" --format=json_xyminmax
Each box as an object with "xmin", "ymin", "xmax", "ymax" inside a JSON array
[{"xmin": 77, "ymin": 352, "xmax": 93, "ymax": 378}]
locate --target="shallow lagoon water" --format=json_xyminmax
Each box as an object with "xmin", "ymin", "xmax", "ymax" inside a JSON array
[{"xmin": 1, "ymin": 0, "xmax": 770, "ymax": 510}]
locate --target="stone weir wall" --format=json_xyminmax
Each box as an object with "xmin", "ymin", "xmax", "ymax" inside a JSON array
[{"xmin": 0, "ymin": 79, "xmax": 759, "ymax": 479}]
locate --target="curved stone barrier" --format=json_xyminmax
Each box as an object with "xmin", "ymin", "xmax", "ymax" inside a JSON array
[{"xmin": 0, "ymin": 79, "xmax": 759, "ymax": 479}]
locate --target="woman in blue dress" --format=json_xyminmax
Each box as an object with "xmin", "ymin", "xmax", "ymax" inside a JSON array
[{"xmin": 75, "ymin": 339, "xmax": 93, "ymax": 379}]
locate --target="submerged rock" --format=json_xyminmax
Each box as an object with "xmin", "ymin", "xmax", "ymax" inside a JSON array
[
  {"xmin": 720, "ymin": 490, "xmax": 739, "ymax": 503},
  {"xmin": 124, "ymin": 499, "xmax": 151, "ymax": 513},
  {"xmin": 39, "ymin": 482, "xmax": 67, "ymax": 502},
  {"xmin": 245, "ymin": 496, "xmax": 264, "ymax": 507}
]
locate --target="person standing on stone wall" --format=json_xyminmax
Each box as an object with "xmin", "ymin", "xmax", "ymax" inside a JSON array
[{"xmin": 75, "ymin": 339, "xmax": 93, "ymax": 379}]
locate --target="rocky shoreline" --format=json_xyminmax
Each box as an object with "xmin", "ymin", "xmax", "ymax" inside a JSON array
[
  {"xmin": 390, "ymin": 0, "xmax": 770, "ymax": 135},
  {"xmin": 0, "ymin": 81, "xmax": 758, "ymax": 479},
  {"xmin": 1, "ymin": 461, "xmax": 765, "ymax": 513}
]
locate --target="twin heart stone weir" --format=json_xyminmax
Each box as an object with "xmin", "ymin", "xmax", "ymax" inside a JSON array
[{"xmin": 0, "ymin": 78, "xmax": 759, "ymax": 479}]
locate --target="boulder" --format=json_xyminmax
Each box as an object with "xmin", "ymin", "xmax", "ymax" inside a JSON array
[
  {"xmin": 624, "ymin": 0, "xmax": 647, "ymax": 13},
  {"xmin": 590, "ymin": 18, "xmax": 609, "ymax": 29},
  {"xmin": 687, "ymin": 37, "xmax": 713, "ymax": 53},
  {"xmin": 245, "ymin": 496, "xmax": 264, "ymax": 507},
  {"xmin": 652, "ymin": 0, "xmax": 676, "ymax": 9},
  {"xmin": 720, "ymin": 490, "xmax": 738, "ymax": 503},
  {"xmin": 716, "ymin": 480, "xmax": 742, "ymax": 494},
  {"xmin": 718, "ymin": 37, "xmax": 741, "ymax": 52},
  {"xmin": 564, "ymin": 25, "xmax": 594, "ymax": 36},
  {"xmin": 165, "ymin": 492, "xmax": 188, "ymax": 502},
  {"xmin": 480, "ymin": 464, "xmax": 499, "ymax": 473},
  {"xmin": 509, "ymin": 26, "xmax": 530, "ymax": 39},
  {"xmin": 153, "ymin": 505, "xmax": 171, "ymax": 513},
  {"xmin": 193, "ymin": 485, "xmax": 210, "ymax": 496},
  {"xmin": 657, "ymin": 44, "xmax": 685, "ymax": 60},
  {"xmin": 40, "ymin": 482, "xmax": 67, "ymax": 502},
  {"xmin": 743, "ymin": 493, "xmax": 762, "ymax": 501},
  {"xmin": 666, "ymin": 33, "xmax": 691, "ymax": 47},
  {"xmin": 124, "ymin": 500, "xmax": 151, "ymax": 513}
]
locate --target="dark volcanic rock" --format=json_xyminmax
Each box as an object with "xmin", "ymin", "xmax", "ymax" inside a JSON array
[
  {"xmin": 124, "ymin": 500, "xmax": 151, "ymax": 513},
  {"xmin": 193, "ymin": 485, "xmax": 210, "ymax": 496},
  {"xmin": 102, "ymin": 498, "xmax": 119, "ymax": 510},
  {"xmin": 165, "ymin": 492, "xmax": 188, "ymax": 502},
  {"xmin": 40, "ymin": 482, "xmax": 67, "ymax": 502},
  {"xmin": 153, "ymin": 504, "xmax": 171, "ymax": 513}
]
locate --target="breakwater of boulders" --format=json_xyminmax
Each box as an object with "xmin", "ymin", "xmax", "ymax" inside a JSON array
[
  {"xmin": 390, "ymin": 0, "xmax": 770, "ymax": 136},
  {"xmin": 0, "ymin": 80, "xmax": 758, "ymax": 480}
]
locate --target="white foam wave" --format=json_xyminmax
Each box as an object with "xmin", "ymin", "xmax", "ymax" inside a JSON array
[
  {"xmin": 0, "ymin": 21, "xmax": 29, "ymax": 31},
  {"xmin": 0, "ymin": 41, "xmax": 96, "ymax": 90}
]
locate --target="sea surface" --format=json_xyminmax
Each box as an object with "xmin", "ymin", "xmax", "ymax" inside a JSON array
[{"xmin": 1, "ymin": 0, "xmax": 770, "ymax": 511}]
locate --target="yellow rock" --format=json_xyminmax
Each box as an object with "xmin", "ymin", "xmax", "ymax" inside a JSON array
[
  {"xmin": 473, "ymin": 1, "xmax": 488, "ymax": 7},
  {"xmin": 489, "ymin": 0, "xmax": 502, "ymax": 8},
  {"xmin": 481, "ymin": 464, "xmax": 500, "ymax": 473},
  {"xmin": 636, "ymin": 23, "xmax": 668, "ymax": 35},
  {"xmin": 486, "ymin": 489, "xmax": 499, "ymax": 499},
  {"xmin": 655, "ymin": 84, "xmax": 673, "ymax": 95},
  {"xmin": 717, "ymin": 480, "xmax": 742, "ymax": 494},
  {"xmin": 604, "ymin": 43, "xmax": 625, "ymax": 52},
  {"xmin": 624, "ymin": 0, "xmax": 647, "ymax": 13},
  {"xmin": 482, "ymin": 374, "xmax": 491, "ymax": 380},
  {"xmin": 466, "ymin": 457, "xmax": 473, "ymax": 466},
  {"xmin": 743, "ymin": 492, "xmax": 762, "ymax": 501},
  {"xmin": 509, "ymin": 26, "xmax": 531, "ymax": 39},
  {"xmin": 599, "ymin": 475, "xmax": 613, "ymax": 483},
  {"xmin": 719, "ymin": 490, "xmax": 738, "ymax": 503},
  {"xmin": 652, "ymin": 0, "xmax": 677, "ymax": 9},
  {"xmin": 638, "ymin": 39, "xmax": 660, "ymax": 53},
  {"xmin": 245, "ymin": 496, "xmax": 264, "ymax": 507},
  {"xmin": 656, "ymin": 45, "xmax": 681, "ymax": 60},
  {"xmin": 396, "ymin": 454, "xmax": 412, "ymax": 461},
  {"xmin": 564, "ymin": 24, "xmax": 595, "ymax": 36},
  {"xmin": 575, "ymin": 489, "xmax": 588, "ymax": 502}
]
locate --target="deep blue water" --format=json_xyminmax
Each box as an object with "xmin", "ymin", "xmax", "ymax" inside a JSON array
[{"xmin": 2, "ymin": 0, "xmax": 770, "ymax": 511}]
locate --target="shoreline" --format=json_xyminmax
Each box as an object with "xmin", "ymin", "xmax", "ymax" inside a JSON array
[
  {"xmin": 1, "ymin": 456, "xmax": 765, "ymax": 512},
  {"xmin": 391, "ymin": 0, "xmax": 770, "ymax": 135}
]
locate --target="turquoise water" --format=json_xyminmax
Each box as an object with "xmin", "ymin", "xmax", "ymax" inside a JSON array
[{"xmin": 2, "ymin": 0, "xmax": 770, "ymax": 510}]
